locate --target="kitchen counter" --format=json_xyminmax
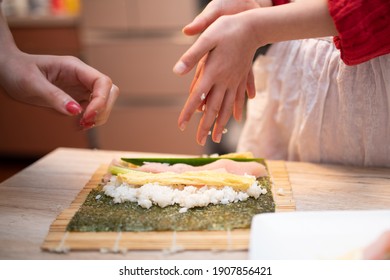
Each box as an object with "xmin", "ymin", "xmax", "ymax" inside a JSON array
[{"xmin": 1, "ymin": 147, "xmax": 389, "ymax": 260}]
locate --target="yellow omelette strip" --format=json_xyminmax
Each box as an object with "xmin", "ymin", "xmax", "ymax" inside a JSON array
[
  {"xmin": 219, "ymin": 151, "xmax": 254, "ymax": 159},
  {"xmin": 117, "ymin": 169, "xmax": 256, "ymax": 191}
]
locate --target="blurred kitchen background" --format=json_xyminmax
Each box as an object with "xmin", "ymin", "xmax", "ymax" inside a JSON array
[{"xmin": 0, "ymin": 0, "xmax": 246, "ymax": 181}]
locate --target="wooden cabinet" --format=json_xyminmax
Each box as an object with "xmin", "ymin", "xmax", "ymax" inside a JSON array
[
  {"xmin": 8, "ymin": 16, "xmax": 81, "ymax": 56},
  {"xmin": 0, "ymin": 92, "xmax": 90, "ymax": 157},
  {"xmin": 81, "ymin": 0, "xmax": 197, "ymax": 30},
  {"xmin": 1, "ymin": 1, "xmax": 204, "ymax": 157},
  {"xmin": 83, "ymin": 36, "xmax": 195, "ymax": 97},
  {"xmin": 94, "ymin": 103, "xmax": 201, "ymax": 154},
  {"xmin": 80, "ymin": 0, "xmax": 205, "ymax": 155}
]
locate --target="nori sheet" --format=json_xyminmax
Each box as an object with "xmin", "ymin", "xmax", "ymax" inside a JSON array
[{"xmin": 67, "ymin": 177, "xmax": 275, "ymax": 232}]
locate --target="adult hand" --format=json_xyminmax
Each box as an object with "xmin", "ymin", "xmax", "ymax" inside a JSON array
[{"xmin": 0, "ymin": 50, "xmax": 119, "ymax": 129}]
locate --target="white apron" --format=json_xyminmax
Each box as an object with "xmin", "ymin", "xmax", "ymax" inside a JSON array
[{"xmin": 237, "ymin": 38, "xmax": 390, "ymax": 167}]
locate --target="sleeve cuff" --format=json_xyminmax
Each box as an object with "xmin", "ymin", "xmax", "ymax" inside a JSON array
[{"xmin": 329, "ymin": 0, "xmax": 390, "ymax": 65}]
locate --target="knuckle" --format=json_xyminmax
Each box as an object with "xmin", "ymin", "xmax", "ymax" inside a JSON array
[
  {"xmin": 64, "ymin": 55, "xmax": 82, "ymax": 65},
  {"xmin": 101, "ymin": 75, "xmax": 112, "ymax": 85},
  {"xmin": 18, "ymin": 74, "xmax": 33, "ymax": 91},
  {"xmin": 206, "ymin": 104, "xmax": 220, "ymax": 117},
  {"xmin": 198, "ymin": 125, "xmax": 211, "ymax": 137}
]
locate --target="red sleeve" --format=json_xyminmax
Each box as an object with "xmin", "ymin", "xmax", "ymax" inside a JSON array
[
  {"xmin": 328, "ymin": 0, "xmax": 390, "ymax": 65},
  {"xmin": 272, "ymin": 0, "xmax": 290, "ymax": 5}
]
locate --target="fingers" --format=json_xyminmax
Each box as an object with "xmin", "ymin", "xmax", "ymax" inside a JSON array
[
  {"xmin": 79, "ymin": 81, "xmax": 119, "ymax": 129},
  {"xmin": 47, "ymin": 56, "xmax": 118, "ymax": 129},
  {"xmin": 178, "ymin": 81, "xmax": 213, "ymax": 132},
  {"xmin": 196, "ymin": 85, "xmax": 227, "ymax": 146},
  {"xmin": 182, "ymin": 79, "xmax": 247, "ymax": 146},
  {"xmin": 182, "ymin": 2, "xmax": 219, "ymax": 36},
  {"xmin": 178, "ymin": 58, "xmax": 250, "ymax": 146},
  {"xmin": 211, "ymin": 89, "xmax": 236, "ymax": 143},
  {"xmin": 66, "ymin": 58, "xmax": 118, "ymax": 129},
  {"xmin": 173, "ymin": 34, "xmax": 216, "ymax": 76},
  {"xmin": 234, "ymin": 81, "xmax": 247, "ymax": 121},
  {"xmin": 246, "ymin": 69, "xmax": 256, "ymax": 99},
  {"xmin": 4, "ymin": 54, "xmax": 84, "ymax": 117},
  {"xmin": 94, "ymin": 84, "xmax": 120, "ymax": 126},
  {"xmin": 25, "ymin": 74, "xmax": 81, "ymax": 116},
  {"xmin": 190, "ymin": 55, "xmax": 208, "ymax": 112},
  {"xmin": 79, "ymin": 77, "xmax": 113, "ymax": 128}
]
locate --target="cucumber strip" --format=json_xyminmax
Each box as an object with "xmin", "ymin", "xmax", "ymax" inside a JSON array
[{"xmin": 120, "ymin": 157, "xmax": 265, "ymax": 167}]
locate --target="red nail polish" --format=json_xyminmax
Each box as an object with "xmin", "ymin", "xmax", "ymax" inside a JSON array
[
  {"xmin": 80, "ymin": 119, "xmax": 95, "ymax": 129},
  {"xmin": 66, "ymin": 101, "xmax": 82, "ymax": 116},
  {"xmin": 83, "ymin": 110, "xmax": 97, "ymax": 123}
]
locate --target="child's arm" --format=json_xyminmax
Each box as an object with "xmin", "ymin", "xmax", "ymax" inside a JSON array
[{"xmin": 173, "ymin": 0, "xmax": 337, "ymax": 146}]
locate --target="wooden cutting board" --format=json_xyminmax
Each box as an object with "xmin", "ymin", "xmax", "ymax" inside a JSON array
[{"xmin": 41, "ymin": 161, "xmax": 295, "ymax": 253}]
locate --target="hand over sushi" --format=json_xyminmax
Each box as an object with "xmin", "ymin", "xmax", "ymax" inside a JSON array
[
  {"xmin": 174, "ymin": 0, "xmax": 261, "ymax": 145},
  {"xmin": 0, "ymin": 8, "xmax": 119, "ymax": 129}
]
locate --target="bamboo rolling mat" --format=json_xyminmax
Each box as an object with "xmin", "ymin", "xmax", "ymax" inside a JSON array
[{"xmin": 42, "ymin": 160, "xmax": 295, "ymax": 253}]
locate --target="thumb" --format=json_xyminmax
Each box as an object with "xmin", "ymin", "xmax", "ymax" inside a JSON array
[
  {"xmin": 173, "ymin": 34, "xmax": 215, "ymax": 76},
  {"xmin": 183, "ymin": 7, "xmax": 219, "ymax": 36}
]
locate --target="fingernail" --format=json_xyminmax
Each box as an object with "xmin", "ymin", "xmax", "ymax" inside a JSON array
[
  {"xmin": 214, "ymin": 133, "xmax": 222, "ymax": 143},
  {"xmin": 65, "ymin": 101, "xmax": 82, "ymax": 116},
  {"xmin": 173, "ymin": 61, "xmax": 187, "ymax": 75},
  {"xmin": 80, "ymin": 120, "xmax": 95, "ymax": 130},
  {"xmin": 179, "ymin": 121, "xmax": 188, "ymax": 131},
  {"xmin": 82, "ymin": 110, "xmax": 97, "ymax": 123},
  {"xmin": 199, "ymin": 135, "xmax": 207, "ymax": 146}
]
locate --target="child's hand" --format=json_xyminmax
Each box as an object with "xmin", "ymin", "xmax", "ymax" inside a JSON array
[
  {"xmin": 173, "ymin": 13, "xmax": 259, "ymax": 145},
  {"xmin": 173, "ymin": 0, "xmax": 337, "ymax": 146},
  {"xmin": 183, "ymin": 0, "xmax": 263, "ymax": 36},
  {"xmin": 174, "ymin": 0, "xmax": 273, "ymax": 146}
]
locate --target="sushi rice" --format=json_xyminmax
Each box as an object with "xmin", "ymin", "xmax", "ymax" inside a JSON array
[{"xmin": 103, "ymin": 175, "xmax": 267, "ymax": 211}]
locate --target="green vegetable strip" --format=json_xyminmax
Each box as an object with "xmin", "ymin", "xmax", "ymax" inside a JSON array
[{"xmin": 121, "ymin": 157, "xmax": 265, "ymax": 167}]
